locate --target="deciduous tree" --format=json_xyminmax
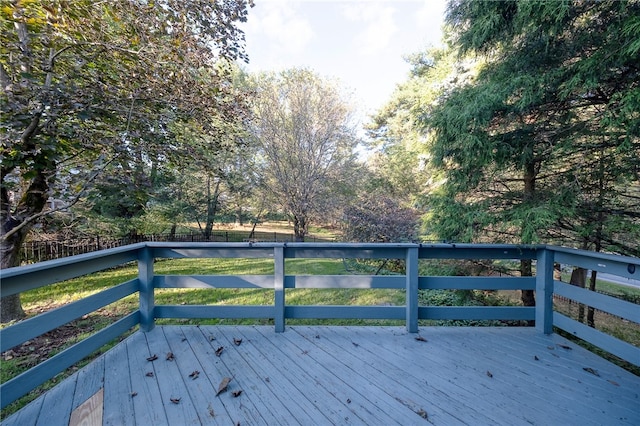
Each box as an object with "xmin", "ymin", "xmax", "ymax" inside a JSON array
[
  {"xmin": 249, "ymin": 69, "xmax": 359, "ymax": 241},
  {"xmin": 0, "ymin": 0, "xmax": 253, "ymax": 321}
]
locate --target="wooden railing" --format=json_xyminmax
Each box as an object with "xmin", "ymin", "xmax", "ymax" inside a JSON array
[{"xmin": 1, "ymin": 243, "xmax": 638, "ymax": 409}]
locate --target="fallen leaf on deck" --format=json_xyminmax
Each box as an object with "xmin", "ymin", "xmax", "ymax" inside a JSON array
[
  {"xmin": 131, "ymin": 392, "xmax": 138, "ymax": 397},
  {"xmin": 146, "ymin": 354, "xmax": 158, "ymax": 361},
  {"xmin": 557, "ymin": 344, "xmax": 572, "ymax": 350},
  {"xmin": 189, "ymin": 370, "xmax": 200, "ymax": 380},
  {"xmin": 417, "ymin": 408, "xmax": 428, "ymax": 419},
  {"xmin": 166, "ymin": 352, "xmax": 175, "ymax": 361},
  {"xmin": 607, "ymin": 379, "xmax": 619, "ymax": 386},
  {"xmin": 315, "ymin": 334, "xmax": 320, "ymax": 339},
  {"xmin": 346, "ymin": 398, "xmax": 351, "ymax": 404},
  {"xmin": 145, "ymin": 372, "xmax": 154, "ymax": 377},
  {"xmin": 534, "ymin": 355, "xmax": 539, "ymax": 361},
  {"xmin": 181, "ymin": 337, "xmax": 187, "ymax": 342},
  {"xmin": 547, "ymin": 346, "xmax": 555, "ymax": 350},
  {"xmin": 216, "ymin": 377, "xmax": 232, "ymax": 396},
  {"xmin": 215, "ymin": 346, "xmax": 224, "ymax": 357},
  {"xmin": 352, "ymin": 342, "xmax": 359, "ymax": 347},
  {"xmin": 170, "ymin": 397, "xmax": 181, "ymax": 404},
  {"xmin": 207, "ymin": 403, "xmax": 215, "ymax": 417},
  {"xmin": 265, "ymin": 377, "xmax": 270, "ymax": 383},
  {"xmin": 583, "ymin": 367, "xmax": 600, "ymax": 376},
  {"xmin": 415, "ymin": 336, "xmax": 427, "ymax": 342},
  {"xmin": 232, "ymin": 390, "xmax": 243, "ymax": 398},
  {"xmin": 209, "ymin": 335, "xmax": 216, "ymax": 341},
  {"xmin": 486, "ymin": 371, "xmax": 493, "ymax": 378},
  {"xmin": 233, "ymin": 338, "xmax": 242, "ymax": 346}
]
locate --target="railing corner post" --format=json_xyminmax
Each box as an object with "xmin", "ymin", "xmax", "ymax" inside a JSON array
[
  {"xmin": 535, "ymin": 247, "xmax": 554, "ymax": 334},
  {"xmin": 138, "ymin": 246, "xmax": 155, "ymax": 332},
  {"xmin": 274, "ymin": 245, "xmax": 285, "ymax": 333},
  {"xmin": 406, "ymin": 246, "xmax": 419, "ymax": 333}
]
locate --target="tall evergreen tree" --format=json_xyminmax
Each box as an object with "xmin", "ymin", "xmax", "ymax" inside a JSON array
[{"xmin": 425, "ymin": 0, "xmax": 640, "ymax": 306}]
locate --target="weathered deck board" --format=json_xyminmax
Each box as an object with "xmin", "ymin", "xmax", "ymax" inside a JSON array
[
  {"xmin": 126, "ymin": 333, "xmax": 167, "ymax": 425},
  {"xmin": 3, "ymin": 326, "xmax": 639, "ymax": 426},
  {"xmin": 102, "ymin": 340, "xmax": 134, "ymax": 426}
]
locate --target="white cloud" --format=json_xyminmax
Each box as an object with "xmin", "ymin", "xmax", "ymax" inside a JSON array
[
  {"xmin": 415, "ymin": 0, "xmax": 448, "ymax": 48},
  {"xmin": 244, "ymin": 1, "xmax": 314, "ymax": 59},
  {"xmin": 341, "ymin": 2, "xmax": 398, "ymax": 55}
]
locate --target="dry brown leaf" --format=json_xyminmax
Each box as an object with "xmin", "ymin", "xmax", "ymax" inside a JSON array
[
  {"xmin": 557, "ymin": 344, "xmax": 572, "ymax": 350},
  {"xmin": 233, "ymin": 338, "xmax": 242, "ymax": 346},
  {"xmin": 207, "ymin": 404, "xmax": 215, "ymax": 417},
  {"xmin": 145, "ymin": 372, "xmax": 154, "ymax": 377},
  {"xmin": 215, "ymin": 346, "xmax": 224, "ymax": 357},
  {"xmin": 131, "ymin": 392, "xmax": 138, "ymax": 397},
  {"xmin": 417, "ymin": 408, "xmax": 428, "ymax": 419},
  {"xmin": 189, "ymin": 370, "xmax": 200, "ymax": 380},
  {"xmin": 216, "ymin": 377, "xmax": 232, "ymax": 396},
  {"xmin": 534, "ymin": 355, "xmax": 539, "ymax": 361},
  {"xmin": 170, "ymin": 397, "xmax": 181, "ymax": 404},
  {"xmin": 415, "ymin": 336, "xmax": 427, "ymax": 342},
  {"xmin": 486, "ymin": 371, "xmax": 493, "ymax": 378},
  {"xmin": 146, "ymin": 354, "xmax": 158, "ymax": 361},
  {"xmin": 583, "ymin": 367, "xmax": 600, "ymax": 376},
  {"xmin": 166, "ymin": 352, "xmax": 175, "ymax": 361},
  {"xmin": 607, "ymin": 379, "xmax": 620, "ymax": 386},
  {"xmin": 232, "ymin": 390, "xmax": 243, "ymax": 398}
]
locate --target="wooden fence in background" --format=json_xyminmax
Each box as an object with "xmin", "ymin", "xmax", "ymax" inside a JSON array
[{"xmin": 21, "ymin": 231, "xmax": 326, "ymax": 264}]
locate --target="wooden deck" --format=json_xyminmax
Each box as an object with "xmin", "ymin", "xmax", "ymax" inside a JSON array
[{"xmin": 3, "ymin": 326, "xmax": 639, "ymax": 426}]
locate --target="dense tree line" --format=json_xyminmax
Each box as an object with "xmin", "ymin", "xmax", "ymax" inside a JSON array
[
  {"xmin": 370, "ymin": 0, "xmax": 639, "ymax": 307},
  {"xmin": 3, "ymin": 0, "xmax": 638, "ymax": 323}
]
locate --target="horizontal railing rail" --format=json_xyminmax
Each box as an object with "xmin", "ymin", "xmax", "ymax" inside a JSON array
[
  {"xmin": 0, "ymin": 242, "xmax": 638, "ymax": 409},
  {"xmin": 549, "ymin": 246, "xmax": 640, "ymax": 365}
]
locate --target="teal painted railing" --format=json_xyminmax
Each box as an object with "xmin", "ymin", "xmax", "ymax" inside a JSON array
[{"xmin": 1, "ymin": 243, "xmax": 638, "ymax": 409}]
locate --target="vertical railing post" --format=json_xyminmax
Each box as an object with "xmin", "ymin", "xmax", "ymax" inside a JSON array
[
  {"xmin": 274, "ymin": 245, "xmax": 285, "ymax": 332},
  {"xmin": 535, "ymin": 247, "xmax": 554, "ymax": 334},
  {"xmin": 138, "ymin": 246, "xmax": 155, "ymax": 332},
  {"xmin": 406, "ymin": 245, "xmax": 419, "ymax": 333}
]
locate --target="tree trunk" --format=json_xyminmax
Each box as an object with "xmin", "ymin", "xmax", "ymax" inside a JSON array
[
  {"xmin": 569, "ymin": 267, "xmax": 587, "ymax": 323},
  {"xmin": 1, "ymin": 230, "xmax": 26, "ymax": 323},
  {"xmin": 293, "ymin": 215, "xmax": 307, "ymax": 242},
  {"xmin": 520, "ymin": 159, "xmax": 536, "ymax": 312},
  {"xmin": 1, "ymin": 173, "xmax": 50, "ymax": 322},
  {"xmin": 587, "ymin": 270, "xmax": 597, "ymax": 327},
  {"xmin": 520, "ymin": 259, "xmax": 536, "ymax": 307},
  {"xmin": 235, "ymin": 206, "xmax": 243, "ymax": 226},
  {"xmin": 202, "ymin": 176, "xmax": 221, "ymax": 240}
]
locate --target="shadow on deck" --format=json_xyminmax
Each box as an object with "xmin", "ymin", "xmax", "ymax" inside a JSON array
[{"xmin": 3, "ymin": 326, "xmax": 639, "ymax": 426}]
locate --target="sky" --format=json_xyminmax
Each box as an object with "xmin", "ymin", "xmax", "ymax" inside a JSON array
[{"xmin": 239, "ymin": 0, "xmax": 447, "ymax": 124}]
